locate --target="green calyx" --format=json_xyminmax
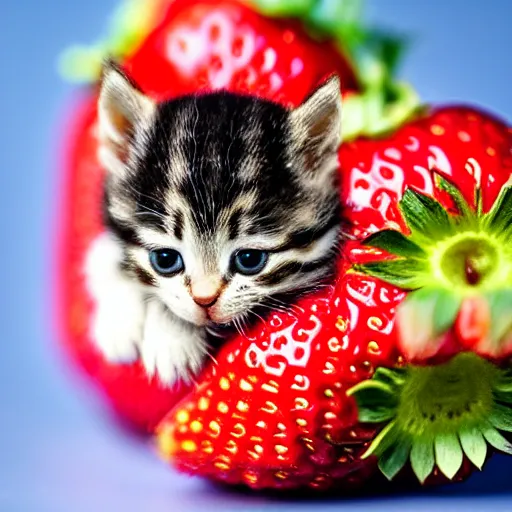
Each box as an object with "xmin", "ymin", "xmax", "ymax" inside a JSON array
[
  {"xmin": 354, "ymin": 170, "xmax": 512, "ymax": 352},
  {"xmin": 58, "ymin": 0, "xmax": 420, "ymax": 140},
  {"xmin": 341, "ymin": 82, "xmax": 420, "ymax": 142},
  {"xmin": 347, "ymin": 353, "xmax": 512, "ymax": 482}
]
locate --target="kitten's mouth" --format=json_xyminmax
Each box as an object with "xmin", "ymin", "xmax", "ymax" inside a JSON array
[
  {"xmin": 205, "ymin": 312, "xmax": 233, "ymax": 326},
  {"xmin": 207, "ymin": 321, "xmax": 234, "ymax": 334},
  {"xmin": 202, "ymin": 304, "xmax": 235, "ymax": 326}
]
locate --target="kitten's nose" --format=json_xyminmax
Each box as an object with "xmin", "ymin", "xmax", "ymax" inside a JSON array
[
  {"xmin": 192, "ymin": 293, "xmax": 220, "ymax": 308},
  {"xmin": 190, "ymin": 278, "xmax": 222, "ymax": 308}
]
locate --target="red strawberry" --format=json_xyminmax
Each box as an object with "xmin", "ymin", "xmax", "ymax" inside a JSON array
[
  {"xmin": 59, "ymin": 0, "xmax": 419, "ymax": 134},
  {"xmin": 156, "ymin": 105, "xmax": 512, "ymax": 490},
  {"xmin": 156, "ymin": 288, "xmax": 391, "ymax": 491},
  {"xmin": 125, "ymin": 0, "xmax": 360, "ymax": 103},
  {"xmin": 55, "ymin": 0, "xmax": 419, "ymax": 432},
  {"xmin": 61, "ymin": 0, "xmax": 358, "ymax": 103}
]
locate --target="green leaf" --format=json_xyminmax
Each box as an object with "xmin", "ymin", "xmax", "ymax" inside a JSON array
[
  {"xmin": 349, "ymin": 380, "xmax": 398, "ymax": 423},
  {"xmin": 487, "ymin": 289, "xmax": 512, "ymax": 344},
  {"xmin": 484, "ymin": 182, "xmax": 512, "ymax": 238},
  {"xmin": 399, "ymin": 188, "xmax": 454, "ymax": 243},
  {"xmin": 358, "ymin": 407, "xmax": 397, "ymax": 424},
  {"xmin": 433, "ymin": 171, "xmax": 476, "ymax": 225},
  {"xmin": 308, "ymin": 0, "xmax": 363, "ymax": 40},
  {"xmin": 396, "ymin": 288, "xmax": 438, "ymax": 353},
  {"xmin": 434, "ymin": 432, "xmax": 464, "ymax": 479},
  {"xmin": 251, "ymin": 0, "xmax": 315, "ymax": 16},
  {"xmin": 495, "ymin": 371, "xmax": 512, "ymax": 393},
  {"xmin": 432, "ymin": 289, "xmax": 462, "ymax": 336},
  {"xmin": 396, "ymin": 287, "xmax": 459, "ymax": 353},
  {"xmin": 489, "ymin": 403, "xmax": 512, "ymax": 433},
  {"xmin": 375, "ymin": 32, "xmax": 407, "ymax": 77},
  {"xmin": 362, "ymin": 420, "xmax": 399, "ymax": 458},
  {"xmin": 459, "ymin": 425, "xmax": 487, "ymax": 469},
  {"xmin": 373, "ymin": 366, "xmax": 407, "ymax": 390},
  {"xmin": 347, "ymin": 379, "xmax": 393, "ymax": 398},
  {"xmin": 475, "ymin": 185, "xmax": 483, "ymax": 217},
  {"xmin": 494, "ymin": 389, "xmax": 512, "ymax": 405},
  {"xmin": 482, "ymin": 423, "xmax": 512, "ymax": 455},
  {"xmin": 354, "ymin": 258, "xmax": 428, "ymax": 289},
  {"xmin": 362, "ymin": 230, "xmax": 427, "ymax": 259},
  {"xmin": 378, "ymin": 438, "xmax": 412, "ymax": 481},
  {"xmin": 410, "ymin": 437, "xmax": 435, "ymax": 483}
]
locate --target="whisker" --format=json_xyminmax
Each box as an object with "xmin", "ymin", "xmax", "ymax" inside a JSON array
[
  {"xmin": 258, "ymin": 302, "xmax": 297, "ymax": 319},
  {"xmin": 240, "ymin": 314, "xmax": 252, "ymax": 337},
  {"xmin": 248, "ymin": 310, "xmax": 265, "ymax": 324},
  {"xmin": 266, "ymin": 296, "xmax": 305, "ymax": 315},
  {"xmin": 205, "ymin": 351, "xmax": 218, "ymax": 367},
  {"xmin": 232, "ymin": 317, "xmax": 247, "ymax": 338},
  {"xmin": 205, "ymin": 325, "xmax": 228, "ymax": 338},
  {"xmin": 186, "ymin": 371, "xmax": 200, "ymax": 389}
]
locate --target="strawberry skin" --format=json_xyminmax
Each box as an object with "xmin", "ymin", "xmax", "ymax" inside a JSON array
[
  {"xmin": 157, "ymin": 105, "xmax": 512, "ymax": 489},
  {"xmin": 339, "ymin": 106, "xmax": 512, "ymax": 237},
  {"xmin": 157, "ymin": 282, "xmax": 400, "ymax": 490},
  {"xmin": 124, "ymin": 0, "xmax": 359, "ymax": 104}
]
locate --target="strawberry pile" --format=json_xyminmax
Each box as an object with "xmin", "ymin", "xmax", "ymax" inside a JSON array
[{"xmin": 56, "ymin": 0, "xmax": 512, "ymax": 493}]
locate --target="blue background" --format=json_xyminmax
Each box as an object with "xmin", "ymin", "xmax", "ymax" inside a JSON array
[{"xmin": 2, "ymin": 1, "xmax": 512, "ymax": 510}]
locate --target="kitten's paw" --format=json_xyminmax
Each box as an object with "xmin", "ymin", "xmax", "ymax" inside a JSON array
[
  {"xmin": 85, "ymin": 231, "xmax": 146, "ymax": 364},
  {"xmin": 141, "ymin": 301, "xmax": 208, "ymax": 387},
  {"xmin": 92, "ymin": 305, "xmax": 143, "ymax": 363}
]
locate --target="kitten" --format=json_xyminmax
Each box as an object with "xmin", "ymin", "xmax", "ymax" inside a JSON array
[{"xmin": 85, "ymin": 60, "xmax": 343, "ymax": 388}]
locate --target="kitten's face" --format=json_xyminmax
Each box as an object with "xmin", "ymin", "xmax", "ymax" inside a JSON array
[{"xmin": 98, "ymin": 61, "xmax": 343, "ymax": 327}]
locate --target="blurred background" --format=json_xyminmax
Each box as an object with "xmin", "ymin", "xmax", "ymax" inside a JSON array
[{"xmin": 1, "ymin": 1, "xmax": 512, "ymax": 510}]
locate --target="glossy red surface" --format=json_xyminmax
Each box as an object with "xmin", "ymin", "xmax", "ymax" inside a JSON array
[{"xmin": 124, "ymin": 0, "xmax": 358, "ymax": 105}]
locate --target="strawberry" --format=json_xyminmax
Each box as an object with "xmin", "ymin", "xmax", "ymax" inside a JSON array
[
  {"xmin": 55, "ymin": 0, "xmax": 419, "ymax": 432},
  {"xmin": 124, "ymin": 0, "xmax": 360, "ymax": 103},
  {"xmin": 156, "ymin": 105, "xmax": 512, "ymax": 490},
  {"xmin": 59, "ymin": 0, "xmax": 420, "ymax": 137},
  {"xmin": 156, "ymin": 289, "xmax": 391, "ymax": 491},
  {"xmin": 62, "ymin": 0, "xmax": 358, "ymax": 103}
]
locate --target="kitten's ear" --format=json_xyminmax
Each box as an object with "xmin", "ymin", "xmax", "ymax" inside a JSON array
[
  {"xmin": 290, "ymin": 75, "xmax": 343, "ymax": 179},
  {"xmin": 97, "ymin": 59, "xmax": 156, "ymax": 175}
]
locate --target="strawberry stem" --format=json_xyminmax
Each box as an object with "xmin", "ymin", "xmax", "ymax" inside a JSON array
[{"xmin": 465, "ymin": 257, "xmax": 481, "ymax": 286}]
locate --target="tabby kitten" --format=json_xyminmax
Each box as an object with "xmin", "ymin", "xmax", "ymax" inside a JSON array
[{"xmin": 85, "ymin": 60, "xmax": 343, "ymax": 387}]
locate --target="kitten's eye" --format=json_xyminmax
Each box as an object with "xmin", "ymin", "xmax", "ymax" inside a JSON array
[
  {"xmin": 232, "ymin": 250, "xmax": 268, "ymax": 275},
  {"xmin": 149, "ymin": 249, "xmax": 184, "ymax": 276}
]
